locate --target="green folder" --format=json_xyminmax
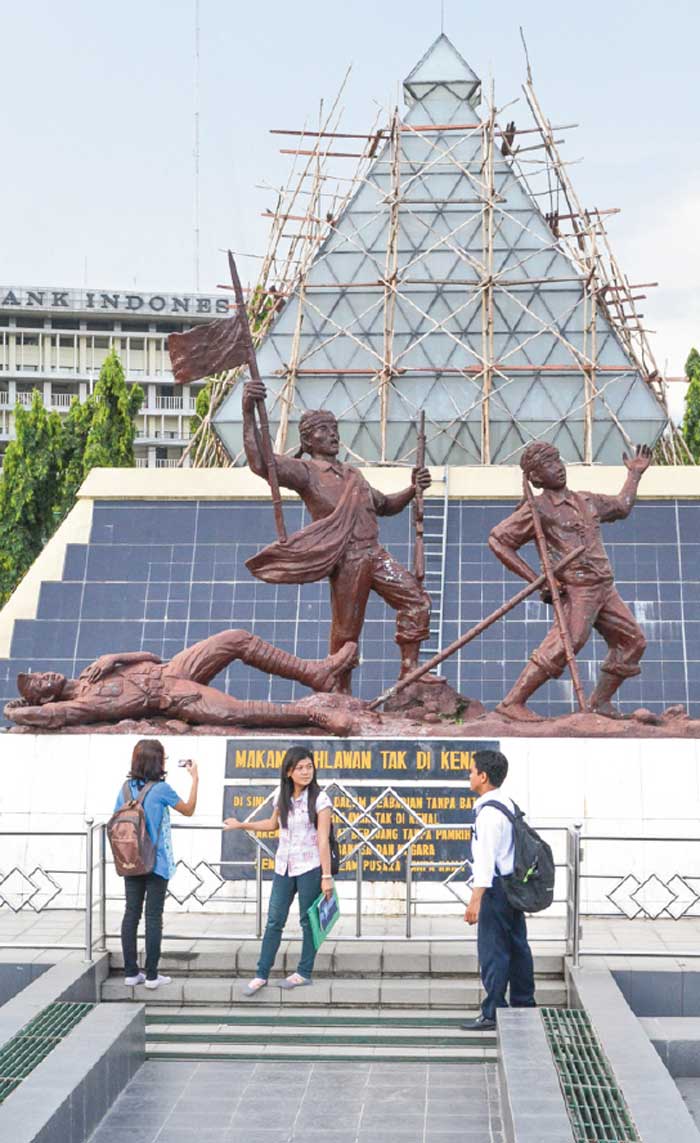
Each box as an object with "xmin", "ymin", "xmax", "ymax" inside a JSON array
[{"xmin": 307, "ymin": 888, "xmax": 340, "ymax": 950}]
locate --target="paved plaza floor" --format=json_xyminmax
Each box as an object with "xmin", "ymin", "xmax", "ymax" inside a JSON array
[{"xmin": 87, "ymin": 1059, "xmax": 504, "ymax": 1143}]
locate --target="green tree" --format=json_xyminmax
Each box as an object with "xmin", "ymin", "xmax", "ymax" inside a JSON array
[
  {"xmin": 0, "ymin": 392, "xmax": 63, "ymax": 602},
  {"xmin": 0, "ymin": 350, "xmax": 145, "ymax": 602},
  {"xmin": 82, "ymin": 348, "xmax": 144, "ymax": 470},
  {"xmin": 53, "ymin": 396, "xmax": 94, "ymax": 524},
  {"xmin": 682, "ymin": 347, "xmax": 700, "ymax": 462}
]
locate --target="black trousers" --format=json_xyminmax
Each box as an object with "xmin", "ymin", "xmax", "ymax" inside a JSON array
[
  {"xmin": 121, "ymin": 873, "xmax": 168, "ymax": 980},
  {"xmin": 477, "ymin": 877, "xmax": 536, "ymax": 1020}
]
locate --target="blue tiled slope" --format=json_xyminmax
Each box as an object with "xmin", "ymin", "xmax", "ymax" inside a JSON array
[{"xmin": 0, "ymin": 497, "xmax": 697, "ymax": 721}]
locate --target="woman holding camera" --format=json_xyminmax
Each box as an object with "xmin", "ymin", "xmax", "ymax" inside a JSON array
[
  {"xmin": 223, "ymin": 745, "xmax": 333, "ymax": 994},
  {"xmin": 114, "ymin": 739, "xmax": 198, "ymax": 990}
]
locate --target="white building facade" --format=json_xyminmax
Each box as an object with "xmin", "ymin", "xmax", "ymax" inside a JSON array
[{"xmin": 0, "ymin": 285, "xmax": 228, "ymax": 468}]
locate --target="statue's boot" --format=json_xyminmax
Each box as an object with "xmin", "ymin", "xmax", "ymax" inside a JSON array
[
  {"xmin": 495, "ymin": 660, "xmax": 551, "ymax": 723},
  {"xmin": 398, "ymin": 640, "xmax": 442, "ymax": 683},
  {"xmin": 243, "ymin": 637, "xmax": 358, "ymax": 693},
  {"xmin": 494, "ymin": 701, "xmax": 545, "ymax": 723},
  {"xmin": 589, "ymin": 670, "xmax": 624, "ymax": 719},
  {"xmin": 295, "ymin": 694, "xmax": 357, "ymax": 736}
]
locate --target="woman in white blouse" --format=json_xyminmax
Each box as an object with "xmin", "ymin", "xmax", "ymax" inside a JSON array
[{"xmin": 223, "ymin": 746, "xmax": 334, "ymax": 995}]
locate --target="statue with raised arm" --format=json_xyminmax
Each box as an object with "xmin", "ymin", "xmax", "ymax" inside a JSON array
[
  {"xmin": 242, "ymin": 380, "xmax": 432, "ymax": 694},
  {"xmin": 4, "ymin": 630, "xmax": 359, "ymax": 735},
  {"xmin": 488, "ymin": 442, "xmax": 652, "ymax": 722}
]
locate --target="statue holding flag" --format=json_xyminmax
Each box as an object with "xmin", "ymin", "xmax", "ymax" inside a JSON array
[
  {"xmin": 242, "ymin": 381, "xmax": 432, "ymax": 695},
  {"xmin": 169, "ymin": 253, "xmax": 432, "ymax": 696}
]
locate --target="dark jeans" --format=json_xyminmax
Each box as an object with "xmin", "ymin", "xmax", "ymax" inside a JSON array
[
  {"xmin": 257, "ymin": 867, "xmax": 322, "ymax": 980},
  {"xmin": 477, "ymin": 876, "xmax": 536, "ymax": 1020},
  {"xmin": 122, "ymin": 873, "xmax": 169, "ymax": 980}
]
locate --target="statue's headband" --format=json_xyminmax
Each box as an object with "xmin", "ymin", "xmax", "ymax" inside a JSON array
[
  {"xmin": 298, "ymin": 410, "xmax": 337, "ymax": 437},
  {"xmin": 520, "ymin": 442, "xmax": 559, "ymax": 479}
]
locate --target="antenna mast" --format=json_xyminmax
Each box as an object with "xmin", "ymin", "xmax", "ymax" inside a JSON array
[{"xmin": 193, "ymin": 0, "xmax": 201, "ymax": 292}]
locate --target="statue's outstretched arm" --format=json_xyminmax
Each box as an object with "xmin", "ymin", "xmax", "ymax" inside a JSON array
[
  {"xmin": 242, "ymin": 380, "xmax": 309, "ymax": 492},
  {"xmin": 594, "ymin": 444, "xmax": 653, "ymax": 523}
]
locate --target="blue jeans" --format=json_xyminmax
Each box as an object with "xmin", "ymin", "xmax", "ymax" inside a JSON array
[
  {"xmin": 477, "ymin": 876, "xmax": 536, "ymax": 1020},
  {"xmin": 257, "ymin": 867, "xmax": 322, "ymax": 980},
  {"xmin": 122, "ymin": 873, "xmax": 169, "ymax": 981}
]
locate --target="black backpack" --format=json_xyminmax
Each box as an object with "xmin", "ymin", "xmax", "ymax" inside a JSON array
[{"xmin": 475, "ymin": 800, "xmax": 555, "ymax": 913}]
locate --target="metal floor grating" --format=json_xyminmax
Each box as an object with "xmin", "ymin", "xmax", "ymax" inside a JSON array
[
  {"xmin": 541, "ymin": 1007, "xmax": 639, "ymax": 1143},
  {"xmin": 0, "ymin": 1001, "xmax": 94, "ymax": 1103}
]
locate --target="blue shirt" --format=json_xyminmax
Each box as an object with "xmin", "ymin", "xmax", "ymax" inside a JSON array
[{"xmin": 114, "ymin": 779, "xmax": 180, "ymax": 880}]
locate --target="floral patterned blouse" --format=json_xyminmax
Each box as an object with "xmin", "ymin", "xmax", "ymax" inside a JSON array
[{"xmin": 274, "ymin": 788, "xmax": 332, "ymax": 876}]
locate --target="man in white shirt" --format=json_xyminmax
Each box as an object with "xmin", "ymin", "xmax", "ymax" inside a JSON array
[{"xmin": 461, "ymin": 749, "xmax": 535, "ymax": 1031}]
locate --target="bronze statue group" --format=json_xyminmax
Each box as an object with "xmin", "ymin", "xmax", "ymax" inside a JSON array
[{"xmin": 6, "ymin": 377, "xmax": 652, "ymax": 731}]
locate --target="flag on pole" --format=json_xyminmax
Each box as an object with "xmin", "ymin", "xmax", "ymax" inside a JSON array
[{"xmin": 168, "ymin": 310, "xmax": 250, "ymax": 384}]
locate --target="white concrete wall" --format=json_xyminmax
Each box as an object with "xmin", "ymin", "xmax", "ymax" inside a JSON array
[{"xmin": 1, "ymin": 734, "xmax": 698, "ymax": 920}]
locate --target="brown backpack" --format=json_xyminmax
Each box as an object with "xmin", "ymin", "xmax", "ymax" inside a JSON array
[{"xmin": 107, "ymin": 781, "xmax": 160, "ymax": 876}]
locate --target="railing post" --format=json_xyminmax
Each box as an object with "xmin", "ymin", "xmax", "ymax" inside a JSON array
[
  {"xmin": 84, "ymin": 817, "xmax": 94, "ymax": 962},
  {"xmin": 572, "ymin": 821, "xmax": 582, "ymax": 968},
  {"xmin": 405, "ymin": 846, "xmax": 412, "ymax": 939},
  {"xmin": 355, "ymin": 853, "xmax": 363, "ymax": 938},
  {"xmin": 98, "ymin": 823, "xmax": 107, "ymax": 952},
  {"xmin": 255, "ymin": 845, "xmax": 263, "ymax": 939}
]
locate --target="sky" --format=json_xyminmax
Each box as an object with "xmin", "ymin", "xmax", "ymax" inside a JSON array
[{"xmin": 1, "ymin": 0, "xmax": 698, "ymax": 418}]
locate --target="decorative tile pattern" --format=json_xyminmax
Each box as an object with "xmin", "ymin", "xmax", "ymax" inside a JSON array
[
  {"xmin": 607, "ymin": 872, "xmax": 700, "ymax": 920},
  {"xmin": 1, "ymin": 495, "xmax": 698, "ymax": 722}
]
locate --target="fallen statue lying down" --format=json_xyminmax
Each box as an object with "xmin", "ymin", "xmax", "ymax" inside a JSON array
[{"xmin": 4, "ymin": 629, "xmax": 360, "ymax": 736}]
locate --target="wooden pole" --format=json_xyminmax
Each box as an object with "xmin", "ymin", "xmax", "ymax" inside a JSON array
[
  {"xmin": 380, "ymin": 108, "xmax": 400, "ymax": 462},
  {"xmin": 480, "ymin": 81, "xmax": 496, "ymax": 464},
  {"xmin": 414, "ymin": 411, "xmax": 426, "ymax": 587},
  {"xmin": 227, "ymin": 251, "xmax": 287, "ymax": 543},
  {"xmin": 368, "ymin": 546, "xmax": 585, "ymax": 710},
  {"xmin": 522, "ymin": 473, "xmax": 587, "ymax": 711}
]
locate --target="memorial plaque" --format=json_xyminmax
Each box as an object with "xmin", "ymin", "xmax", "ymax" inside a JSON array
[{"xmin": 221, "ymin": 737, "xmax": 498, "ymax": 881}]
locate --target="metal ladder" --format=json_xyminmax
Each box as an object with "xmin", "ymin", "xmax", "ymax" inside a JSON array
[{"xmin": 420, "ymin": 466, "xmax": 449, "ymax": 664}]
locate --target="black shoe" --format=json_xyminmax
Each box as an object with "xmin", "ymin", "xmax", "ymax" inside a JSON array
[{"xmin": 461, "ymin": 1015, "xmax": 496, "ymax": 1032}]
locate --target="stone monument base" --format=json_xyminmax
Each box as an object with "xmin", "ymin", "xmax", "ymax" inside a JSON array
[{"xmin": 6, "ymin": 700, "xmax": 700, "ymax": 737}]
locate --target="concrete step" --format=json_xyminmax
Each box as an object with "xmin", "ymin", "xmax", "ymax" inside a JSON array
[
  {"xmin": 146, "ymin": 1005, "xmax": 484, "ymax": 1025},
  {"xmin": 107, "ymin": 945, "xmax": 564, "ymax": 978},
  {"xmin": 144, "ymin": 1006, "xmax": 498, "ymax": 1064},
  {"xmin": 146, "ymin": 1042, "xmax": 496, "ymax": 1064},
  {"xmin": 103, "ymin": 974, "xmax": 566, "ymax": 1008},
  {"xmin": 146, "ymin": 1021, "xmax": 491, "ymax": 1044}
]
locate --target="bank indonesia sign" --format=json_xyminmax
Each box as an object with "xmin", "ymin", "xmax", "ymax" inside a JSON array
[{"xmin": 0, "ymin": 286, "xmax": 229, "ymax": 317}]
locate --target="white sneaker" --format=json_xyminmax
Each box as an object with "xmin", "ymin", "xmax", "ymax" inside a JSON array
[
  {"xmin": 144, "ymin": 974, "xmax": 172, "ymax": 990},
  {"xmin": 124, "ymin": 972, "xmax": 146, "ymax": 986}
]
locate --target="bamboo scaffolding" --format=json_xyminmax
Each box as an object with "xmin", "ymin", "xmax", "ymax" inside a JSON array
[
  {"xmin": 379, "ymin": 110, "xmax": 401, "ymax": 462},
  {"xmin": 186, "ymin": 40, "xmax": 690, "ymax": 472},
  {"xmin": 480, "ymin": 82, "xmax": 496, "ymax": 463}
]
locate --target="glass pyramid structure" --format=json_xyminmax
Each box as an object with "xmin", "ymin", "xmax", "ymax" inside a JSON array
[{"xmin": 214, "ymin": 34, "xmax": 668, "ymax": 466}]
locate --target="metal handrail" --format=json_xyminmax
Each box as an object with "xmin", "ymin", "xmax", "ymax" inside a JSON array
[
  {"xmin": 0, "ymin": 818, "xmax": 100, "ymax": 960},
  {"xmin": 0, "ymin": 818, "xmax": 573, "ymax": 957},
  {"xmin": 5, "ymin": 819, "xmax": 698, "ymax": 964},
  {"xmin": 566, "ymin": 825, "xmax": 700, "ymax": 964},
  {"xmin": 97, "ymin": 819, "xmax": 571, "ymax": 946}
]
